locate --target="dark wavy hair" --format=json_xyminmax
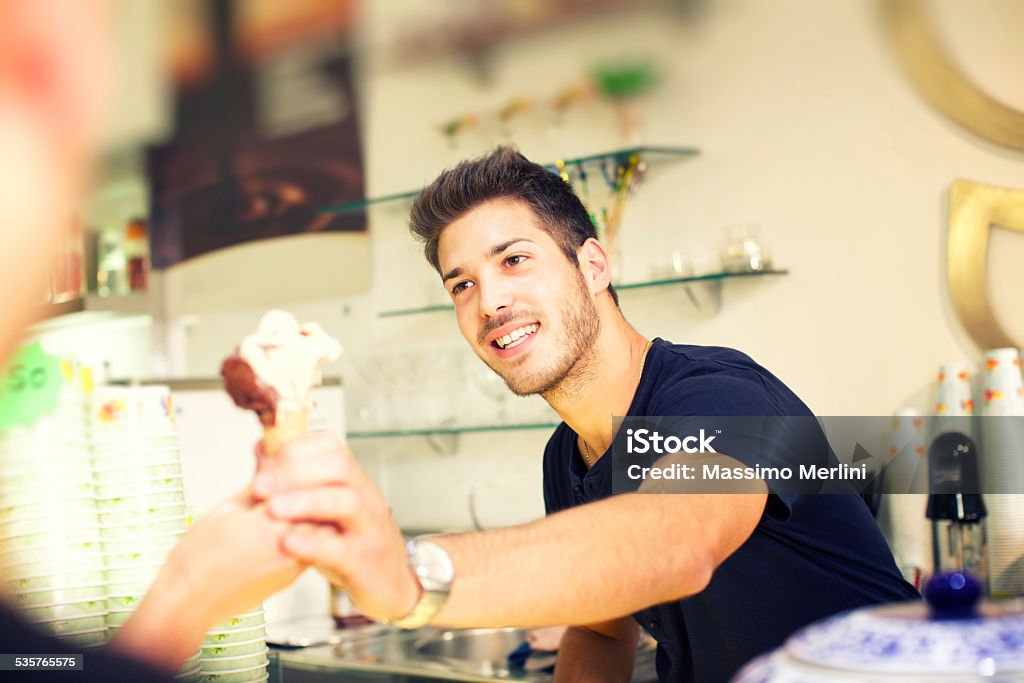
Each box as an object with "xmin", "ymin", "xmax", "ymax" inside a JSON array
[{"xmin": 408, "ymin": 146, "xmax": 619, "ymax": 305}]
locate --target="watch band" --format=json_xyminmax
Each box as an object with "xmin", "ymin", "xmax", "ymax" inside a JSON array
[{"xmin": 383, "ymin": 538, "xmax": 453, "ymax": 630}]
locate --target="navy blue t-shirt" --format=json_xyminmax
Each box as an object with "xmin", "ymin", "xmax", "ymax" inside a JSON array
[{"xmin": 542, "ymin": 339, "xmax": 918, "ymax": 683}]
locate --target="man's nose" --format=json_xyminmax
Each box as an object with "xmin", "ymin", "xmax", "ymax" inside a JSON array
[{"xmin": 477, "ymin": 276, "xmax": 513, "ymax": 318}]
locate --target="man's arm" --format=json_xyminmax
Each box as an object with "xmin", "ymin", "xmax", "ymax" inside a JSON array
[
  {"xmin": 553, "ymin": 618, "xmax": 638, "ymax": 683},
  {"xmin": 255, "ymin": 433, "xmax": 767, "ymax": 626}
]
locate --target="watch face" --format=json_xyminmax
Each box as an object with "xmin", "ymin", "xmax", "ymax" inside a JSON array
[{"xmin": 413, "ymin": 539, "xmax": 455, "ymax": 587}]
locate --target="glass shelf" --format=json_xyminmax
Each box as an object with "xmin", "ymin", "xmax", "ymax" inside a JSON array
[
  {"xmin": 317, "ymin": 145, "xmax": 699, "ymax": 216},
  {"xmin": 348, "ymin": 422, "xmax": 559, "ymax": 439},
  {"xmin": 31, "ymin": 293, "xmax": 155, "ymax": 332},
  {"xmin": 378, "ymin": 268, "xmax": 788, "ymax": 318}
]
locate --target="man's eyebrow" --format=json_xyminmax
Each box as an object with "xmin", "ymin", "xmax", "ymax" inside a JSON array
[{"xmin": 441, "ymin": 238, "xmax": 535, "ymax": 283}]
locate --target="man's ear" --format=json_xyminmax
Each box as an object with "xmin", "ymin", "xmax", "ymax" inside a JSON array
[{"xmin": 578, "ymin": 238, "xmax": 612, "ymax": 296}]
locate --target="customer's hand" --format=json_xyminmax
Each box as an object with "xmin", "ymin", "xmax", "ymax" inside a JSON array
[
  {"xmin": 251, "ymin": 433, "xmax": 420, "ymax": 622},
  {"xmin": 163, "ymin": 489, "xmax": 307, "ymax": 625},
  {"xmin": 109, "ymin": 490, "xmax": 306, "ymax": 672}
]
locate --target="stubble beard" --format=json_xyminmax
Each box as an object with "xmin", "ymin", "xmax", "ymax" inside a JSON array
[{"xmin": 491, "ymin": 270, "xmax": 601, "ymax": 398}]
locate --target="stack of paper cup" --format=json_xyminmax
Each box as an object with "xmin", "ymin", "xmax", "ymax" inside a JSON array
[
  {"xmin": 978, "ymin": 348, "xmax": 1024, "ymax": 597},
  {"xmin": 86, "ymin": 386, "xmax": 187, "ymax": 637},
  {"xmin": 880, "ymin": 408, "xmax": 929, "ymax": 588},
  {"xmin": 0, "ymin": 365, "xmax": 108, "ymax": 649},
  {"xmin": 199, "ymin": 609, "xmax": 269, "ymax": 683}
]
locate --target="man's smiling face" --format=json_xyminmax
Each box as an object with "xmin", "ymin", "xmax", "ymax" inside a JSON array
[{"xmin": 437, "ymin": 198, "xmax": 600, "ymax": 396}]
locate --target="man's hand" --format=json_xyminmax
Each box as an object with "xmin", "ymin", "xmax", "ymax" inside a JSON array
[{"xmin": 251, "ymin": 433, "xmax": 421, "ymax": 621}]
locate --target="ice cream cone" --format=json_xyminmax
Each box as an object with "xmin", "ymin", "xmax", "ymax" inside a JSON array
[{"xmin": 262, "ymin": 409, "xmax": 308, "ymax": 457}]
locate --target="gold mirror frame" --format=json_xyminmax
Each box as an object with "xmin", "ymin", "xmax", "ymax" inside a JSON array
[
  {"xmin": 948, "ymin": 179, "xmax": 1024, "ymax": 350},
  {"xmin": 883, "ymin": 0, "xmax": 1024, "ymax": 153}
]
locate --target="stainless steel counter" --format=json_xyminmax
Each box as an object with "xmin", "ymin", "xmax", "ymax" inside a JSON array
[{"xmin": 270, "ymin": 621, "xmax": 658, "ymax": 682}]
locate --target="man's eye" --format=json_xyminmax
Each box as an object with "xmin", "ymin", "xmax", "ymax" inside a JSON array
[
  {"xmin": 505, "ymin": 254, "xmax": 526, "ymax": 267},
  {"xmin": 451, "ymin": 281, "xmax": 472, "ymax": 295}
]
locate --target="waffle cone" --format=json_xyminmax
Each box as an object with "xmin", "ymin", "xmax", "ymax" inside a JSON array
[{"xmin": 263, "ymin": 409, "xmax": 308, "ymax": 457}]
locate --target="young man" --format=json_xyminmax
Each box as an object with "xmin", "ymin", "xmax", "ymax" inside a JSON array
[{"xmin": 256, "ymin": 148, "xmax": 919, "ymax": 682}]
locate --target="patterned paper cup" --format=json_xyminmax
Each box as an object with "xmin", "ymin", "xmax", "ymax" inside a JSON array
[
  {"xmin": 104, "ymin": 579, "xmax": 152, "ymax": 596},
  {"xmin": 202, "ymin": 627, "xmax": 267, "ymax": 646},
  {"xmin": 95, "ymin": 475, "xmax": 185, "ymax": 499},
  {"xmin": 200, "ymin": 638, "xmax": 267, "ymax": 658},
  {"xmin": 0, "ymin": 497, "xmax": 98, "ymax": 523},
  {"xmin": 33, "ymin": 613, "xmax": 107, "ymax": 634},
  {"xmin": 9, "ymin": 583, "xmax": 108, "ymax": 607},
  {"xmin": 200, "ymin": 649, "xmax": 268, "ymax": 672},
  {"xmin": 89, "ymin": 386, "xmax": 178, "ymax": 437},
  {"xmin": 98, "ymin": 503, "xmax": 187, "ymax": 527},
  {"xmin": 21, "ymin": 599, "xmax": 107, "ymax": 622},
  {"xmin": 0, "ymin": 532, "xmax": 103, "ymax": 561},
  {"xmin": 96, "ymin": 491, "xmax": 186, "ymax": 514},
  {"xmin": 198, "ymin": 667, "xmax": 268, "ymax": 682},
  {"xmin": 3, "ymin": 569, "xmax": 107, "ymax": 591},
  {"xmin": 101, "ymin": 530, "xmax": 182, "ymax": 556},
  {"xmin": 61, "ymin": 626, "xmax": 108, "ymax": 647},
  {"xmin": 211, "ymin": 611, "xmax": 265, "ymax": 631},
  {"xmin": 104, "ymin": 562, "xmax": 164, "ymax": 584},
  {"xmin": 0, "ymin": 516, "xmax": 99, "ymax": 540},
  {"xmin": 105, "ymin": 608, "xmax": 136, "ymax": 626},
  {"xmin": 1, "ymin": 543, "xmax": 104, "ymax": 567},
  {"xmin": 2, "ymin": 554, "xmax": 106, "ymax": 578},
  {"xmin": 91, "ymin": 461, "xmax": 183, "ymax": 483},
  {"xmin": 0, "ymin": 482, "xmax": 97, "ymax": 507}
]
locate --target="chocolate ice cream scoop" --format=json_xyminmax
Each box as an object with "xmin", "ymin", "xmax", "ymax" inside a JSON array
[
  {"xmin": 221, "ymin": 309, "xmax": 341, "ymax": 454},
  {"xmin": 221, "ymin": 354, "xmax": 278, "ymax": 426}
]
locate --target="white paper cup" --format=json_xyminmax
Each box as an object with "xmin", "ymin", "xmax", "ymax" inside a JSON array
[
  {"xmin": 36, "ymin": 614, "xmax": 107, "ymax": 634},
  {"xmin": 212, "ymin": 612, "xmax": 265, "ymax": 631},
  {"xmin": 0, "ymin": 515, "xmax": 99, "ymax": 539},
  {"xmin": 0, "ymin": 498, "xmax": 98, "ymax": 522},
  {"xmin": 96, "ymin": 491, "xmax": 185, "ymax": 512},
  {"xmin": 198, "ymin": 665, "xmax": 268, "ymax": 682},
  {"xmin": 95, "ymin": 474, "xmax": 184, "ymax": 496},
  {"xmin": 199, "ymin": 649, "xmax": 268, "ymax": 672},
  {"xmin": 9, "ymin": 583, "xmax": 107, "ymax": 606},
  {"xmin": 3, "ymin": 569, "xmax": 106, "ymax": 591},
  {"xmin": 21, "ymin": 599, "xmax": 107, "ymax": 622},
  {"xmin": 61, "ymin": 626, "xmax": 108, "ymax": 647},
  {"xmin": 0, "ymin": 544, "xmax": 104, "ymax": 567},
  {"xmin": 104, "ymin": 562, "xmax": 164, "ymax": 583},
  {"xmin": 105, "ymin": 609, "xmax": 136, "ymax": 626},
  {"xmin": 2, "ymin": 555, "xmax": 106, "ymax": 578},
  {"xmin": 202, "ymin": 627, "xmax": 267, "ymax": 646}
]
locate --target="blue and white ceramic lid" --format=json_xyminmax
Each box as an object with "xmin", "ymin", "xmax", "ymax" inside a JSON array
[{"xmin": 783, "ymin": 574, "xmax": 1024, "ymax": 677}]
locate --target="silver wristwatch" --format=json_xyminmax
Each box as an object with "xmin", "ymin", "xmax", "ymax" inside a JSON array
[{"xmin": 384, "ymin": 537, "xmax": 455, "ymax": 629}]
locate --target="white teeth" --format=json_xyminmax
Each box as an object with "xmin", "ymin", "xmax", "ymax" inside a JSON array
[{"xmin": 495, "ymin": 324, "xmax": 538, "ymax": 349}]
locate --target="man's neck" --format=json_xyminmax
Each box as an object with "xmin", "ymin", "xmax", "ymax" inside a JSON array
[{"xmin": 543, "ymin": 310, "xmax": 650, "ymax": 459}]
